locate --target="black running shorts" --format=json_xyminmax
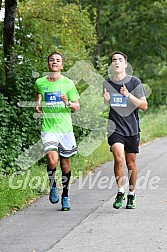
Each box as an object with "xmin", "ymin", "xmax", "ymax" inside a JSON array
[{"xmin": 108, "ymin": 132, "xmax": 140, "ymax": 153}]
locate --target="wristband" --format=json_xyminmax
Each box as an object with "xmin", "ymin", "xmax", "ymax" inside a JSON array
[
  {"xmin": 66, "ymin": 101, "xmax": 71, "ymax": 107},
  {"xmin": 127, "ymin": 93, "xmax": 131, "ymax": 99}
]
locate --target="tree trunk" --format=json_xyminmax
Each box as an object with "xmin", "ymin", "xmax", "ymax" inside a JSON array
[
  {"xmin": 3, "ymin": 0, "xmax": 17, "ymax": 57},
  {"xmin": 0, "ymin": 0, "xmax": 2, "ymax": 10},
  {"xmin": 3, "ymin": 0, "xmax": 17, "ymax": 97},
  {"xmin": 96, "ymin": 7, "xmax": 101, "ymax": 56}
]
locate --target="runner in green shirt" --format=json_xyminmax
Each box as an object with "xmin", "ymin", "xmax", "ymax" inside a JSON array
[{"xmin": 35, "ymin": 51, "xmax": 80, "ymax": 211}]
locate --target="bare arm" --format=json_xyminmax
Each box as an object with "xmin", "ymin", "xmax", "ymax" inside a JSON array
[
  {"xmin": 67, "ymin": 100, "xmax": 80, "ymax": 112},
  {"xmin": 60, "ymin": 94, "xmax": 80, "ymax": 112},
  {"xmin": 128, "ymin": 95, "xmax": 148, "ymax": 111},
  {"xmin": 35, "ymin": 91, "xmax": 42, "ymax": 114},
  {"xmin": 120, "ymin": 85, "xmax": 148, "ymax": 111}
]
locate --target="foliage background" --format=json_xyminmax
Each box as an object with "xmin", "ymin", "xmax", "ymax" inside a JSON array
[{"xmin": 0, "ymin": 0, "xmax": 167, "ymax": 173}]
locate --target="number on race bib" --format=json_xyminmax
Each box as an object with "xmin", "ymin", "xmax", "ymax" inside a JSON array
[
  {"xmin": 110, "ymin": 93, "xmax": 127, "ymax": 107},
  {"xmin": 45, "ymin": 91, "xmax": 62, "ymax": 106}
]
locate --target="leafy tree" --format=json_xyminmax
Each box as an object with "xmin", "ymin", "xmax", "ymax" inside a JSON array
[
  {"xmin": 73, "ymin": 0, "xmax": 167, "ymax": 106},
  {"xmin": 17, "ymin": 0, "xmax": 97, "ymax": 69}
]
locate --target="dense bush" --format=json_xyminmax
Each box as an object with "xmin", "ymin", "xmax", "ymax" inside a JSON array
[{"xmin": 0, "ymin": 60, "xmax": 42, "ymax": 174}]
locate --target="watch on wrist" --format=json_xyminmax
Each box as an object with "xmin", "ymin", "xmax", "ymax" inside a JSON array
[
  {"xmin": 66, "ymin": 101, "xmax": 71, "ymax": 107},
  {"xmin": 127, "ymin": 93, "xmax": 131, "ymax": 99}
]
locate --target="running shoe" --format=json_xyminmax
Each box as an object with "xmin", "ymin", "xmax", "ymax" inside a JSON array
[
  {"xmin": 126, "ymin": 194, "xmax": 136, "ymax": 209},
  {"xmin": 113, "ymin": 192, "xmax": 125, "ymax": 209},
  {"xmin": 49, "ymin": 187, "xmax": 59, "ymax": 204},
  {"xmin": 61, "ymin": 197, "xmax": 71, "ymax": 211}
]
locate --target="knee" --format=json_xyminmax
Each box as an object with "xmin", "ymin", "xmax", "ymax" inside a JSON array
[
  {"xmin": 114, "ymin": 155, "xmax": 124, "ymax": 167},
  {"xmin": 47, "ymin": 151, "xmax": 59, "ymax": 169},
  {"xmin": 60, "ymin": 160, "xmax": 70, "ymax": 173},
  {"xmin": 127, "ymin": 161, "xmax": 136, "ymax": 170},
  {"xmin": 48, "ymin": 157, "xmax": 58, "ymax": 169},
  {"xmin": 61, "ymin": 163, "xmax": 70, "ymax": 172}
]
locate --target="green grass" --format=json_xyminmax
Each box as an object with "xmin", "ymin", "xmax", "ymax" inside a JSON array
[
  {"xmin": 140, "ymin": 107, "xmax": 167, "ymax": 143},
  {"xmin": 0, "ymin": 107, "xmax": 167, "ymax": 219},
  {"xmin": 0, "ymin": 166, "xmax": 47, "ymax": 219}
]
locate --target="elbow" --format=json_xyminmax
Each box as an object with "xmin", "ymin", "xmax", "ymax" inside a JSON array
[
  {"xmin": 140, "ymin": 101, "xmax": 148, "ymax": 111},
  {"xmin": 142, "ymin": 107, "xmax": 148, "ymax": 112},
  {"xmin": 74, "ymin": 104, "xmax": 80, "ymax": 112}
]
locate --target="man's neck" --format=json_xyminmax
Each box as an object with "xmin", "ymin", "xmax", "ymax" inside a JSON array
[
  {"xmin": 47, "ymin": 72, "xmax": 61, "ymax": 82},
  {"xmin": 113, "ymin": 72, "xmax": 126, "ymax": 81}
]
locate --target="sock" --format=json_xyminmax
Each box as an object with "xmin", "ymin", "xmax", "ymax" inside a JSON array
[
  {"xmin": 118, "ymin": 187, "xmax": 124, "ymax": 194},
  {"xmin": 128, "ymin": 191, "xmax": 135, "ymax": 196},
  {"xmin": 62, "ymin": 171, "xmax": 71, "ymax": 198},
  {"xmin": 47, "ymin": 165, "xmax": 56, "ymax": 188}
]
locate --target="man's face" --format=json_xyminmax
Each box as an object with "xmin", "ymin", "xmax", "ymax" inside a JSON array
[
  {"xmin": 111, "ymin": 54, "xmax": 127, "ymax": 74},
  {"xmin": 48, "ymin": 54, "xmax": 63, "ymax": 72}
]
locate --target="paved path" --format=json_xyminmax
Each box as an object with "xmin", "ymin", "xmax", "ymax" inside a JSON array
[{"xmin": 0, "ymin": 137, "xmax": 167, "ymax": 252}]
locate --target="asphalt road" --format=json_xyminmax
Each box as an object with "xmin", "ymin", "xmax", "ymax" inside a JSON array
[{"xmin": 0, "ymin": 137, "xmax": 167, "ymax": 252}]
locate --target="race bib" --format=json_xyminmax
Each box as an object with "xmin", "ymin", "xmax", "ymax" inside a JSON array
[
  {"xmin": 45, "ymin": 91, "xmax": 63, "ymax": 106},
  {"xmin": 110, "ymin": 93, "xmax": 127, "ymax": 107}
]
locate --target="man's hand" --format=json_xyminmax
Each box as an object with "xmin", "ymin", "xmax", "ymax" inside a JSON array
[
  {"xmin": 103, "ymin": 88, "xmax": 110, "ymax": 103},
  {"xmin": 36, "ymin": 103, "xmax": 42, "ymax": 114},
  {"xmin": 120, "ymin": 84, "xmax": 129, "ymax": 97},
  {"xmin": 60, "ymin": 94, "xmax": 69, "ymax": 106}
]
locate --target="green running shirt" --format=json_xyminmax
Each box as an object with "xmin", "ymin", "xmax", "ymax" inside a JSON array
[{"xmin": 35, "ymin": 75, "xmax": 79, "ymax": 133}]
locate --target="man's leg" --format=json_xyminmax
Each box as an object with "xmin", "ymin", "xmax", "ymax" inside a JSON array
[
  {"xmin": 111, "ymin": 142, "xmax": 125, "ymax": 190},
  {"xmin": 125, "ymin": 152, "xmax": 137, "ymax": 192},
  {"xmin": 125, "ymin": 152, "xmax": 137, "ymax": 209},
  {"xmin": 60, "ymin": 157, "xmax": 71, "ymax": 211},
  {"xmin": 47, "ymin": 151, "xmax": 59, "ymax": 204},
  {"xmin": 111, "ymin": 143, "xmax": 126, "ymax": 209}
]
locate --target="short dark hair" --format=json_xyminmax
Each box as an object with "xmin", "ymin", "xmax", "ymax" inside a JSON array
[
  {"xmin": 110, "ymin": 51, "xmax": 128, "ymax": 63},
  {"xmin": 48, "ymin": 51, "xmax": 65, "ymax": 64}
]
